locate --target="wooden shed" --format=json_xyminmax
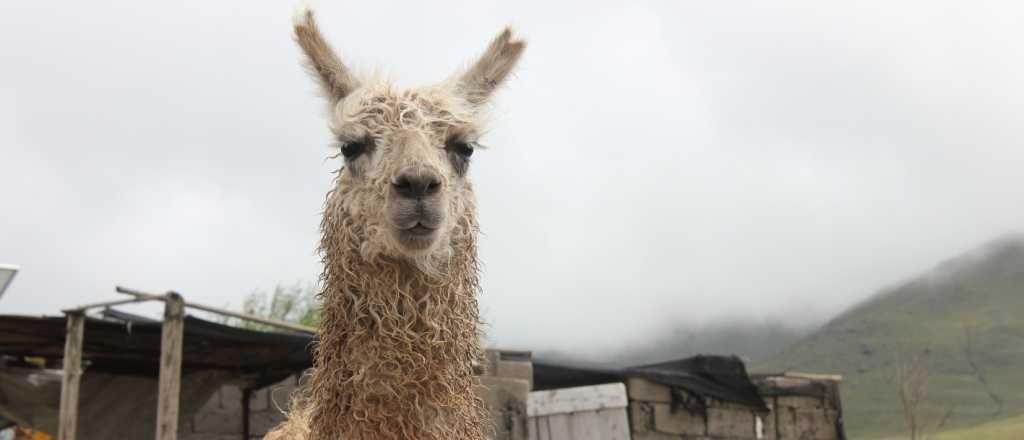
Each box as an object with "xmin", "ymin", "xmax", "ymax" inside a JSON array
[{"xmin": 528, "ymin": 355, "xmax": 845, "ymax": 440}]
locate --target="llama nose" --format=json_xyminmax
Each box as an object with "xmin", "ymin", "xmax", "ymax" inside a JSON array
[{"xmin": 392, "ymin": 170, "xmax": 442, "ymax": 200}]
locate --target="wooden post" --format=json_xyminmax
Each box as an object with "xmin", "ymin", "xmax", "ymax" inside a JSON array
[
  {"xmin": 58, "ymin": 311, "xmax": 85, "ymax": 440},
  {"xmin": 242, "ymin": 388, "xmax": 252, "ymax": 440},
  {"xmin": 155, "ymin": 292, "xmax": 185, "ymax": 440}
]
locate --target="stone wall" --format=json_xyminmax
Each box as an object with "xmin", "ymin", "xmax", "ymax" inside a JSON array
[
  {"xmin": 755, "ymin": 374, "xmax": 844, "ymax": 440},
  {"xmin": 626, "ymin": 375, "xmax": 843, "ymax": 440},
  {"xmin": 479, "ymin": 350, "xmax": 532, "ymax": 440},
  {"xmin": 627, "ymin": 377, "xmax": 767, "ymax": 440},
  {"xmin": 181, "ymin": 375, "xmax": 300, "ymax": 440}
]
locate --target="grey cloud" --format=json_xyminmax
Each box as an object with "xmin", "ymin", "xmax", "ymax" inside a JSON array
[{"xmin": 2, "ymin": 1, "xmax": 1022, "ymax": 359}]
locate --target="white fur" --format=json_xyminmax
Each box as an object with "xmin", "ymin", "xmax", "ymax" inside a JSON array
[{"xmin": 292, "ymin": 1, "xmax": 312, "ymax": 28}]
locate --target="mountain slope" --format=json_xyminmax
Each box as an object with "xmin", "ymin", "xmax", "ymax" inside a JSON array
[
  {"xmin": 758, "ymin": 237, "xmax": 1024, "ymax": 439},
  {"xmin": 936, "ymin": 413, "xmax": 1024, "ymax": 440}
]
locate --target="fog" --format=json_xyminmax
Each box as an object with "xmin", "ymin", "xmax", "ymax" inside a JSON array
[{"xmin": 2, "ymin": 1, "xmax": 1023, "ymax": 360}]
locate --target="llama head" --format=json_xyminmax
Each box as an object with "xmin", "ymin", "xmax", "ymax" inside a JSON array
[{"xmin": 294, "ymin": 8, "xmax": 524, "ymax": 268}]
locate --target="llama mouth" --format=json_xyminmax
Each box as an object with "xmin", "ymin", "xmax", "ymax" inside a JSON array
[
  {"xmin": 392, "ymin": 223, "xmax": 439, "ymax": 251},
  {"xmin": 402, "ymin": 224, "xmax": 436, "ymax": 236}
]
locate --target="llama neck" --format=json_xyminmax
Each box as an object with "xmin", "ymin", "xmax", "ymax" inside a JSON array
[{"xmin": 307, "ymin": 224, "xmax": 489, "ymax": 440}]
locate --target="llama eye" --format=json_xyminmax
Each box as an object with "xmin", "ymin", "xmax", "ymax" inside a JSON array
[
  {"xmin": 447, "ymin": 141, "xmax": 474, "ymax": 176},
  {"xmin": 340, "ymin": 141, "xmax": 367, "ymax": 159},
  {"xmin": 452, "ymin": 142, "xmax": 474, "ymax": 158}
]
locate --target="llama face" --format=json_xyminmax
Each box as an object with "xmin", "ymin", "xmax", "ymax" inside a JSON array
[
  {"xmin": 330, "ymin": 85, "xmax": 480, "ymax": 257},
  {"xmin": 294, "ymin": 7, "xmax": 524, "ymax": 262}
]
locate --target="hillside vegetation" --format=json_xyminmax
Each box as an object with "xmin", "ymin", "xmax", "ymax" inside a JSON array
[
  {"xmin": 758, "ymin": 237, "xmax": 1024, "ymax": 439},
  {"xmin": 935, "ymin": 413, "xmax": 1024, "ymax": 440},
  {"xmin": 875, "ymin": 414, "xmax": 1024, "ymax": 440}
]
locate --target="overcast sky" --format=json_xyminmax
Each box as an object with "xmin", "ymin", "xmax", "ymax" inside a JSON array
[{"xmin": 2, "ymin": 1, "xmax": 1022, "ymax": 358}]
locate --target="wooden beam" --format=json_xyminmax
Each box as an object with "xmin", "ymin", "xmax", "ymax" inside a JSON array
[
  {"xmin": 783, "ymin": 371, "xmax": 844, "ymax": 383},
  {"xmin": 62, "ymin": 296, "xmax": 156, "ymax": 313},
  {"xmin": 57, "ymin": 311, "xmax": 85, "ymax": 440},
  {"xmin": 155, "ymin": 292, "xmax": 185, "ymax": 440},
  {"xmin": 115, "ymin": 285, "xmax": 317, "ymax": 334}
]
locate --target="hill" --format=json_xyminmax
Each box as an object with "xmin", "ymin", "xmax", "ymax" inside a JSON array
[
  {"xmin": 537, "ymin": 320, "xmax": 815, "ymax": 368},
  {"xmin": 758, "ymin": 236, "xmax": 1024, "ymax": 439},
  {"xmin": 875, "ymin": 414, "xmax": 1024, "ymax": 440}
]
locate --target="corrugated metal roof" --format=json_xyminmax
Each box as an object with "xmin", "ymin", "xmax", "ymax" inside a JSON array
[{"xmin": 0, "ymin": 311, "xmax": 313, "ymax": 378}]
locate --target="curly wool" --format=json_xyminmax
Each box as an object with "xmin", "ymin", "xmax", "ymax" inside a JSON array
[
  {"xmin": 264, "ymin": 396, "xmax": 311, "ymax": 440},
  {"xmin": 266, "ymin": 86, "xmax": 490, "ymax": 440},
  {"xmin": 312, "ymin": 187, "xmax": 488, "ymax": 440},
  {"xmin": 266, "ymin": 195, "xmax": 490, "ymax": 440}
]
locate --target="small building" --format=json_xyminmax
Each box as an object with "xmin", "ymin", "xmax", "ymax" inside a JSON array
[
  {"xmin": 0, "ymin": 310, "xmax": 311, "ymax": 439},
  {"xmin": 0, "ymin": 310, "xmax": 533, "ymax": 440},
  {"xmin": 0, "ymin": 310, "xmax": 842, "ymax": 440},
  {"xmin": 525, "ymin": 355, "xmax": 845, "ymax": 440}
]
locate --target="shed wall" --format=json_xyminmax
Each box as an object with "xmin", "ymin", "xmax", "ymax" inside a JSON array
[{"xmin": 626, "ymin": 377, "xmax": 842, "ymax": 440}]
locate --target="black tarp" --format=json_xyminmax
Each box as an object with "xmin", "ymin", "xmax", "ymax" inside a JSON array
[
  {"xmin": 631, "ymin": 356, "xmax": 768, "ymax": 411},
  {"xmin": 533, "ymin": 354, "xmax": 769, "ymax": 412},
  {"xmin": 0, "ymin": 311, "xmax": 314, "ymax": 378}
]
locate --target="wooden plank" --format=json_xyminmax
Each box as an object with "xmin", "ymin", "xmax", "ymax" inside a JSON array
[
  {"xmin": 527, "ymin": 383, "xmax": 631, "ymax": 439},
  {"xmin": 597, "ymin": 408, "xmax": 631, "ymax": 440},
  {"xmin": 527, "ymin": 383, "xmax": 628, "ymax": 417},
  {"xmin": 783, "ymin": 371, "xmax": 843, "ymax": 382},
  {"xmin": 62, "ymin": 296, "xmax": 156, "ymax": 313},
  {"xmin": 116, "ymin": 286, "xmax": 316, "ymax": 334},
  {"xmin": 571, "ymin": 409, "xmax": 630, "ymax": 440},
  {"xmin": 546, "ymin": 414, "xmax": 571, "ymax": 439},
  {"xmin": 529, "ymin": 408, "xmax": 631, "ymax": 440},
  {"xmin": 57, "ymin": 312, "xmax": 85, "ymax": 440},
  {"xmin": 155, "ymin": 292, "xmax": 185, "ymax": 440},
  {"xmin": 533, "ymin": 417, "xmax": 551, "ymax": 440},
  {"xmin": 536, "ymin": 417, "xmax": 550, "ymax": 440},
  {"xmin": 571, "ymin": 411, "xmax": 602, "ymax": 439}
]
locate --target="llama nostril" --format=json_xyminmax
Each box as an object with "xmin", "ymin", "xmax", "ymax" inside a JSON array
[
  {"xmin": 425, "ymin": 180, "xmax": 441, "ymax": 195},
  {"xmin": 392, "ymin": 172, "xmax": 441, "ymax": 200},
  {"xmin": 393, "ymin": 176, "xmax": 412, "ymax": 191}
]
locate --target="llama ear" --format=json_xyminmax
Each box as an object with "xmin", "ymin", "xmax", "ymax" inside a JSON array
[
  {"xmin": 293, "ymin": 6, "xmax": 360, "ymax": 102},
  {"xmin": 458, "ymin": 27, "xmax": 526, "ymax": 106}
]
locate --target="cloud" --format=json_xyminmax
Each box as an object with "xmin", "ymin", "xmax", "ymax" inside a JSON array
[{"xmin": 2, "ymin": 0, "xmax": 1022, "ymax": 359}]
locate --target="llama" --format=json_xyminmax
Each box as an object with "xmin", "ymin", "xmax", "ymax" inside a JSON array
[{"xmin": 264, "ymin": 6, "xmax": 525, "ymax": 440}]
